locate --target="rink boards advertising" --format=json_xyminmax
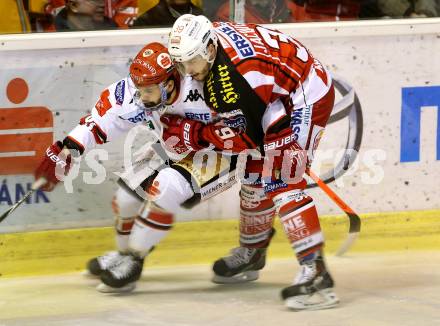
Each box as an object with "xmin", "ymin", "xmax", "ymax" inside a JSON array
[{"xmin": 0, "ymin": 19, "xmax": 439, "ymax": 233}]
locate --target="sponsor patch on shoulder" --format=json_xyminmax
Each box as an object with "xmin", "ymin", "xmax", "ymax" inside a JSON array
[
  {"xmin": 217, "ymin": 23, "xmax": 255, "ymax": 59},
  {"xmin": 115, "ymin": 80, "xmax": 125, "ymax": 105}
]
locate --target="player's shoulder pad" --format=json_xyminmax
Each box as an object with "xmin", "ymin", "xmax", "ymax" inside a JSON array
[
  {"xmin": 94, "ymin": 77, "xmax": 133, "ymax": 117},
  {"xmin": 109, "ymin": 77, "xmax": 132, "ymax": 107},
  {"xmin": 214, "ymin": 22, "xmax": 256, "ymax": 60}
]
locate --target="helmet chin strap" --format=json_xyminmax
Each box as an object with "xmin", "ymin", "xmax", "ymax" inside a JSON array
[{"xmin": 159, "ymin": 82, "xmax": 168, "ymax": 104}]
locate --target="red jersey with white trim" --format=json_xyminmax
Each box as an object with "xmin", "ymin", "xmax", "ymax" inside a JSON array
[
  {"xmin": 202, "ymin": 22, "xmax": 331, "ymax": 149},
  {"xmin": 213, "ymin": 22, "xmax": 331, "ymax": 111},
  {"xmin": 66, "ymin": 75, "xmax": 211, "ymax": 154}
]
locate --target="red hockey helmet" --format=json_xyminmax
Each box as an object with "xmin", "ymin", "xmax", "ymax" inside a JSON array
[{"xmin": 129, "ymin": 42, "xmax": 175, "ymax": 87}]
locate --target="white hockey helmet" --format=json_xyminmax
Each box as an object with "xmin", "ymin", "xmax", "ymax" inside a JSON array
[{"xmin": 168, "ymin": 14, "xmax": 218, "ymax": 64}]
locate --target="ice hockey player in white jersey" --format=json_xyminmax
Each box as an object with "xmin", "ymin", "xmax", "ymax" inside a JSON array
[
  {"xmin": 62, "ymin": 42, "xmax": 211, "ymax": 159},
  {"xmin": 34, "ymin": 42, "xmax": 223, "ymax": 292},
  {"xmin": 35, "ymin": 42, "xmax": 211, "ymax": 190}
]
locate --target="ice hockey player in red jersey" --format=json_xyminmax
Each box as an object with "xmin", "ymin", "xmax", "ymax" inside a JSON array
[{"xmin": 167, "ymin": 14, "xmax": 338, "ymax": 310}]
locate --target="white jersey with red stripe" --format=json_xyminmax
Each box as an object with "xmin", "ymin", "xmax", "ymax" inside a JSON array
[
  {"xmin": 214, "ymin": 22, "xmax": 332, "ymax": 111},
  {"xmin": 67, "ymin": 75, "xmax": 212, "ymax": 154}
]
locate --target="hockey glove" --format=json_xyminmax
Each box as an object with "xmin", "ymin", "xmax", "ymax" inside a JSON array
[
  {"xmin": 262, "ymin": 128, "xmax": 307, "ymax": 196},
  {"xmin": 200, "ymin": 123, "xmax": 255, "ymax": 153},
  {"xmin": 160, "ymin": 115, "xmax": 207, "ymax": 153},
  {"xmin": 34, "ymin": 141, "xmax": 72, "ymax": 191},
  {"xmin": 161, "ymin": 115, "xmax": 255, "ymax": 154}
]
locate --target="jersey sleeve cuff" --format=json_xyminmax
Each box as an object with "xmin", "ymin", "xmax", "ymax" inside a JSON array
[{"xmin": 63, "ymin": 136, "xmax": 85, "ymax": 155}]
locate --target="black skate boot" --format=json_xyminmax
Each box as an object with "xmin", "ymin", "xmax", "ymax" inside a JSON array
[
  {"xmin": 85, "ymin": 251, "xmax": 126, "ymax": 277},
  {"xmin": 97, "ymin": 254, "xmax": 144, "ymax": 293},
  {"xmin": 212, "ymin": 228, "xmax": 275, "ymax": 284},
  {"xmin": 281, "ymin": 254, "xmax": 339, "ymax": 311}
]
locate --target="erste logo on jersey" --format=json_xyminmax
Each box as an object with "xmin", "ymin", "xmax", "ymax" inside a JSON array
[
  {"xmin": 119, "ymin": 107, "xmax": 148, "ymax": 124},
  {"xmin": 115, "ymin": 80, "xmax": 125, "ymax": 105},
  {"xmin": 185, "ymin": 110, "xmax": 211, "ymax": 122},
  {"xmin": 126, "ymin": 110, "xmax": 146, "ymax": 123},
  {"xmin": 216, "ymin": 23, "xmax": 255, "ymax": 59}
]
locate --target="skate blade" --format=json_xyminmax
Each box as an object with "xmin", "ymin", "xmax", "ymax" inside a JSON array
[
  {"xmin": 285, "ymin": 288, "xmax": 339, "ymax": 311},
  {"xmin": 212, "ymin": 270, "xmax": 259, "ymax": 284},
  {"xmin": 96, "ymin": 282, "xmax": 136, "ymax": 293}
]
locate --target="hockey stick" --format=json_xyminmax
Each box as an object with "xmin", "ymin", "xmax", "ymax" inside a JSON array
[
  {"xmin": 0, "ymin": 147, "xmax": 73, "ymax": 224},
  {"xmin": 306, "ymin": 169, "xmax": 361, "ymax": 256},
  {"xmin": 0, "ymin": 178, "xmax": 47, "ymax": 224}
]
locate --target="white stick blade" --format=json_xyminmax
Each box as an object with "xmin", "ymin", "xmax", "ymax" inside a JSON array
[{"xmin": 335, "ymin": 232, "xmax": 359, "ymax": 256}]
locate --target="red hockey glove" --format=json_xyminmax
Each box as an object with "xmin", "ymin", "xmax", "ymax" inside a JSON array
[
  {"xmin": 160, "ymin": 115, "xmax": 207, "ymax": 153},
  {"xmin": 34, "ymin": 141, "xmax": 72, "ymax": 191},
  {"xmin": 262, "ymin": 128, "xmax": 307, "ymax": 195},
  {"xmin": 200, "ymin": 123, "xmax": 256, "ymax": 153},
  {"xmin": 160, "ymin": 115, "xmax": 256, "ymax": 154}
]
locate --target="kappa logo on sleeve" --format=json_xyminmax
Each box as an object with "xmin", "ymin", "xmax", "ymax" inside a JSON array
[{"xmin": 0, "ymin": 78, "xmax": 53, "ymax": 175}]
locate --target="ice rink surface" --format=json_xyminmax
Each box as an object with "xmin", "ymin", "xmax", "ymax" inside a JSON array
[{"xmin": 1, "ymin": 252, "xmax": 440, "ymax": 326}]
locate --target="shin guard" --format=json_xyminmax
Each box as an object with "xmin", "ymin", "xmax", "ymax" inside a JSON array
[
  {"xmin": 239, "ymin": 184, "xmax": 276, "ymax": 248},
  {"xmin": 274, "ymin": 190, "xmax": 324, "ymax": 260}
]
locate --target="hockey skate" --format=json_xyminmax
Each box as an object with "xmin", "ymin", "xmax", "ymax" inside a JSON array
[
  {"xmin": 212, "ymin": 229, "xmax": 275, "ymax": 284},
  {"xmin": 84, "ymin": 251, "xmax": 126, "ymax": 277},
  {"xmin": 97, "ymin": 254, "xmax": 144, "ymax": 293},
  {"xmin": 281, "ymin": 255, "xmax": 339, "ymax": 311}
]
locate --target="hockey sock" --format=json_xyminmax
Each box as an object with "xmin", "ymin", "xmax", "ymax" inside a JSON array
[
  {"xmin": 239, "ymin": 185, "xmax": 276, "ymax": 248},
  {"xmin": 275, "ymin": 191, "xmax": 324, "ymax": 260},
  {"xmin": 112, "ymin": 187, "xmax": 143, "ymax": 253},
  {"xmin": 128, "ymin": 201, "xmax": 173, "ymax": 258}
]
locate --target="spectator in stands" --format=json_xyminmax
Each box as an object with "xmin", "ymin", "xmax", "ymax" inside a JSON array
[
  {"xmin": 132, "ymin": 0, "xmax": 203, "ymax": 27},
  {"xmin": 214, "ymin": 0, "xmax": 360, "ymax": 23},
  {"xmin": 105, "ymin": 0, "xmax": 138, "ymax": 28},
  {"xmin": 359, "ymin": 0, "xmax": 438, "ymax": 18},
  {"xmin": 214, "ymin": 0, "xmax": 296, "ymax": 23},
  {"xmin": 45, "ymin": 0, "xmax": 67, "ymax": 17},
  {"xmin": 54, "ymin": 0, "xmax": 117, "ymax": 31},
  {"xmin": 377, "ymin": 0, "xmax": 439, "ymax": 18},
  {"xmin": 202, "ymin": 0, "xmax": 227, "ymax": 20},
  {"xmin": 358, "ymin": 0, "xmax": 385, "ymax": 18},
  {"xmin": 298, "ymin": 0, "xmax": 360, "ymax": 21},
  {"xmin": 45, "ymin": 0, "xmax": 136, "ymax": 30}
]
